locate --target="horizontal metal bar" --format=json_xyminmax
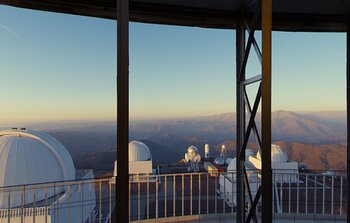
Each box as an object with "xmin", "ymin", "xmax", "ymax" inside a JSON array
[{"xmin": 244, "ymin": 74, "xmax": 262, "ymax": 85}]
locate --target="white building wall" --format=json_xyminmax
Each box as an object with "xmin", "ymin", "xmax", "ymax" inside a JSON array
[
  {"xmin": 248, "ymin": 156, "xmax": 299, "ymax": 183},
  {"xmin": 114, "ymin": 160, "xmax": 152, "ymax": 176}
]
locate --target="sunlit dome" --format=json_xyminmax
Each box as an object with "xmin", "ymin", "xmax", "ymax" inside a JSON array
[
  {"xmin": 187, "ymin": 146, "xmax": 199, "ymax": 155},
  {"xmin": 129, "ymin": 141, "xmax": 152, "ymax": 161},
  {"xmin": 0, "ymin": 129, "xmax": 75, "ymax": 208},
  {"xmin": 256, "ymin": 144, "xmax": 288, "ymax": 163}
]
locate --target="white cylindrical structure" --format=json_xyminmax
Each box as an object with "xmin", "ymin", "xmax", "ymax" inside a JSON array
[{"xmin": 204, "ymin": 144, "xmax": 210, "ymax": 158}]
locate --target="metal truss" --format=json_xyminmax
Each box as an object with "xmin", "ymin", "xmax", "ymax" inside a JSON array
[{"xmin": 236, "ymin": 0, "xmax": 272, "ymax": 222}]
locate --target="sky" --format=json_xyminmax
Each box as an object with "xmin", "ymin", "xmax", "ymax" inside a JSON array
[{"xmin": 0, "ymin": 5, "xmax": 347, "ymax": 125}]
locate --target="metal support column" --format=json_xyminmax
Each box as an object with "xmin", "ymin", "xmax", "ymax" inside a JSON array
[
  {"xmin": 236, "ymin": 1, "xmax": 266, "ymax": 222},
  {"xmin": 236, "ymin": 18, "xmax": 246, "ymax": 223},
  {"xmin": 116, "ymin": 0, "xmax": 129, "ymax": 222},
  {"xmin": 347, "ymin": 21, "xmax": 350, "ymax": 223},
  {"xmin": 261, "ymin": 0, "xmax": 272, "ymax": 222}
]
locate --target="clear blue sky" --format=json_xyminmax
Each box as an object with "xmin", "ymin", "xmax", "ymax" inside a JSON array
[{"xmin": 0, "ymin": 5, "xmax": 346, "ymax": 125}]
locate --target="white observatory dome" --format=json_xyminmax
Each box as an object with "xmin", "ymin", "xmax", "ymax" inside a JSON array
[
  {"xmin": 0, "ymin": 129, "xmax": 75, "ymax": 208},
  {"xmin": 256, "ymin": 144, "xmax": 288, "ymax": 163},
  {"xmin": 129, "ymin": 141, "xmax": 152, "ymax": 161},
  {"xmin": 214, "ymin": 156, "xmax": 226, "ymax": 166},
  {"xmin": 187, "ymin": 146, "xmax": 199, "ymax": 155}
]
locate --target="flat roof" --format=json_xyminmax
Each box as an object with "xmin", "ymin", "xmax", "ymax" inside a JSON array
[{"xmin": 0, "ymin": 0, "xmax": 349, "ymax": 32}]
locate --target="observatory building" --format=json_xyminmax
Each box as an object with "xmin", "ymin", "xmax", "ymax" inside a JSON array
[
  {"xmin": 184, "ymin": 146, "xmax": 201, "ymax": 163},
  {"xmin": 220, "ymin": 144, "xmax": 298, "ymax": 207},
  {"xmin": 0, "ymin": 129, "xmax": 96, "ymax": 223},
  {"xmin": 184, "ymin": 146, "xmax": 201, "ymax": 172},
  {"xmin": 114, "ymin": 141, "xmax": 154, "ymax": 181},
  {"xmin": 248, "ymin": 144, "xmax": 299, "ymax": 183}
]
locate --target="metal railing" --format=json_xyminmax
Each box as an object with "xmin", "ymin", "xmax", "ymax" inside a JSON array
[
  {"xmin": 128, "ymin": 171, "xmax": 347, "ymax": 222},
  {"xmin": 0, "ymin": 170, "xmax": 346, "ymax": 223},
  {"xmin": 0, "ymin": 174, "xmax": 115, "ymax": 223}
]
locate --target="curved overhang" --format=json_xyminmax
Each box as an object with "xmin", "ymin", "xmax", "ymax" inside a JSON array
[{"xmin": 0, "ymin": 0, "xmax": 349, "ymax": 32}]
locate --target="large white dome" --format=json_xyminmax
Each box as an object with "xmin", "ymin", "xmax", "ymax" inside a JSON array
[
  {"xmin": 0, "ymin": 129, "xmax": 75, "ymax": 208},
  {"xmin": 129, "ymin": 141, "xmax": 152, "ymax": 161},
  {"xmin": 256, "ymin": 144, "xmax": 288, "ymax": 163}
]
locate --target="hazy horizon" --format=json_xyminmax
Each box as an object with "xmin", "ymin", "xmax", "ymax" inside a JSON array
[{"xmin": 0, "ymin": 109, "xmax": 346, "ymax": 131}]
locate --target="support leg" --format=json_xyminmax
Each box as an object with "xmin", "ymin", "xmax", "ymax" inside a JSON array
[
  {"xmin": 261, "ymin": 0, "xmax": 272, "ymax": 222},
  {"xmin": 236, "ymin": 18, "xmax": 246, "ymax": 223},
  {"xmin": 346, "ymin": 21, "xmax": 350, "ymax": 223},
  {"xmin": 116, "ymin": 0, "xmax": 129, "ymax": 222}
]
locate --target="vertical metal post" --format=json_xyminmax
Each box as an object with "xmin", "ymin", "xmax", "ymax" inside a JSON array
[
  {"xmin": 306, "ymin": 175, "xmax": 308, "ymax": 214},
  {"xmin": 198, "ymin": 174, "xmax": 201, "ymax": 215},
  {"xmin": 138, "ymin": 175, "xmax": 141, "ymax": 220},
  {"xmin": 181, "ymin": 174, "xmax": 183, "ymax": 216},
  {"xmin": 78, "ymin": 183, "xmax": 81, "ymax": 222},
  {"xmin": 261, "ymin": 0, "xmax": 272, "ymax": 222},
  {"xmin": 207, "ymin": 175, "xmax": 209, "ymax": 214},
  {"xmin": 174, "ymin": 175, "xmax": 177, "ymax": 217},
  {"xmin": 109, "ymin": 182, "xmax": 112, "ymax": 223},
  {"xmin": 331, "ymin": 176, "xmax": 334, "ymax": 215},
  {"xmin": 147, "ymin": 174, "xmax": 150, "ymax": 219},
  {"xmin": 156, "ymin": 175, "xmax": 159, "ymax": 218},
  {"xmin": 322, "ymin": 175, "xmax": 325, "ymax": 215},
  {"xmin": 236, "ymin": 17, "xmax": 246, "ymax": 223},
  {"xmin": 190, "ymin": 174, "xmax": 193, "ymax": 215},
  {"xmin": 347, "ymin": 20, "xmax": 350, "ymax": 223},
  {"xmin": 164, "ymin": 176, "xmax": 167, "ymax": 218},
  {"xmin": 116, "ymin": 0, "xmax": 129, "ymax": 222},
  {"xmin": 99, "ymin": 181, "xmax": 102, "ymax": 223},
  {"xmin": 340, "ymin": 176, "xmax": 343, "ymax": 215}
]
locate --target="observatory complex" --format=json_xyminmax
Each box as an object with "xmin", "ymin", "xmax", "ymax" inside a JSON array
[{"xmin": 0, "ymin": 0, "xmax": 350, "ymax": 222}]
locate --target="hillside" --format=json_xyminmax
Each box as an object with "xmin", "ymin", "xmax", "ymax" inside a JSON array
[
  {"xmin": 34, "ymin": 110, "xmax": 347, "ymax": 171},
  {"xmin": 71, "ymin": 139, "xmax": 182, "ymax": 171},
  {"xmin": 215, "ymin": 140, "xmax": 346, "ymax": 170}
]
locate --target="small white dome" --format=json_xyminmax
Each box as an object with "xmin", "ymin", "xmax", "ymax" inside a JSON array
[
  {"xmin": 187, "ymin": 146, "xmax": 199, "ymax": 155},
  {"xmin": 256, "ymin": 144, "xmax": 288, "ymax": 163},
  {"xmin": 129, "ymin": 141, "xmax": 152, "ymax": 161},
  {"xmin": 0, "ymin": 129, "xmax": 75, "ymax": 208},
  {"xmin": 214, "ymin": 156, "xmax": 226, "ymax": 166}
]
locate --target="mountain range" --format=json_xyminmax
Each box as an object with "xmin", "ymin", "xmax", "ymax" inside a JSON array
[{"xmin": 35, "ymin": 110, "xmax": 347, "ymax": 172}]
